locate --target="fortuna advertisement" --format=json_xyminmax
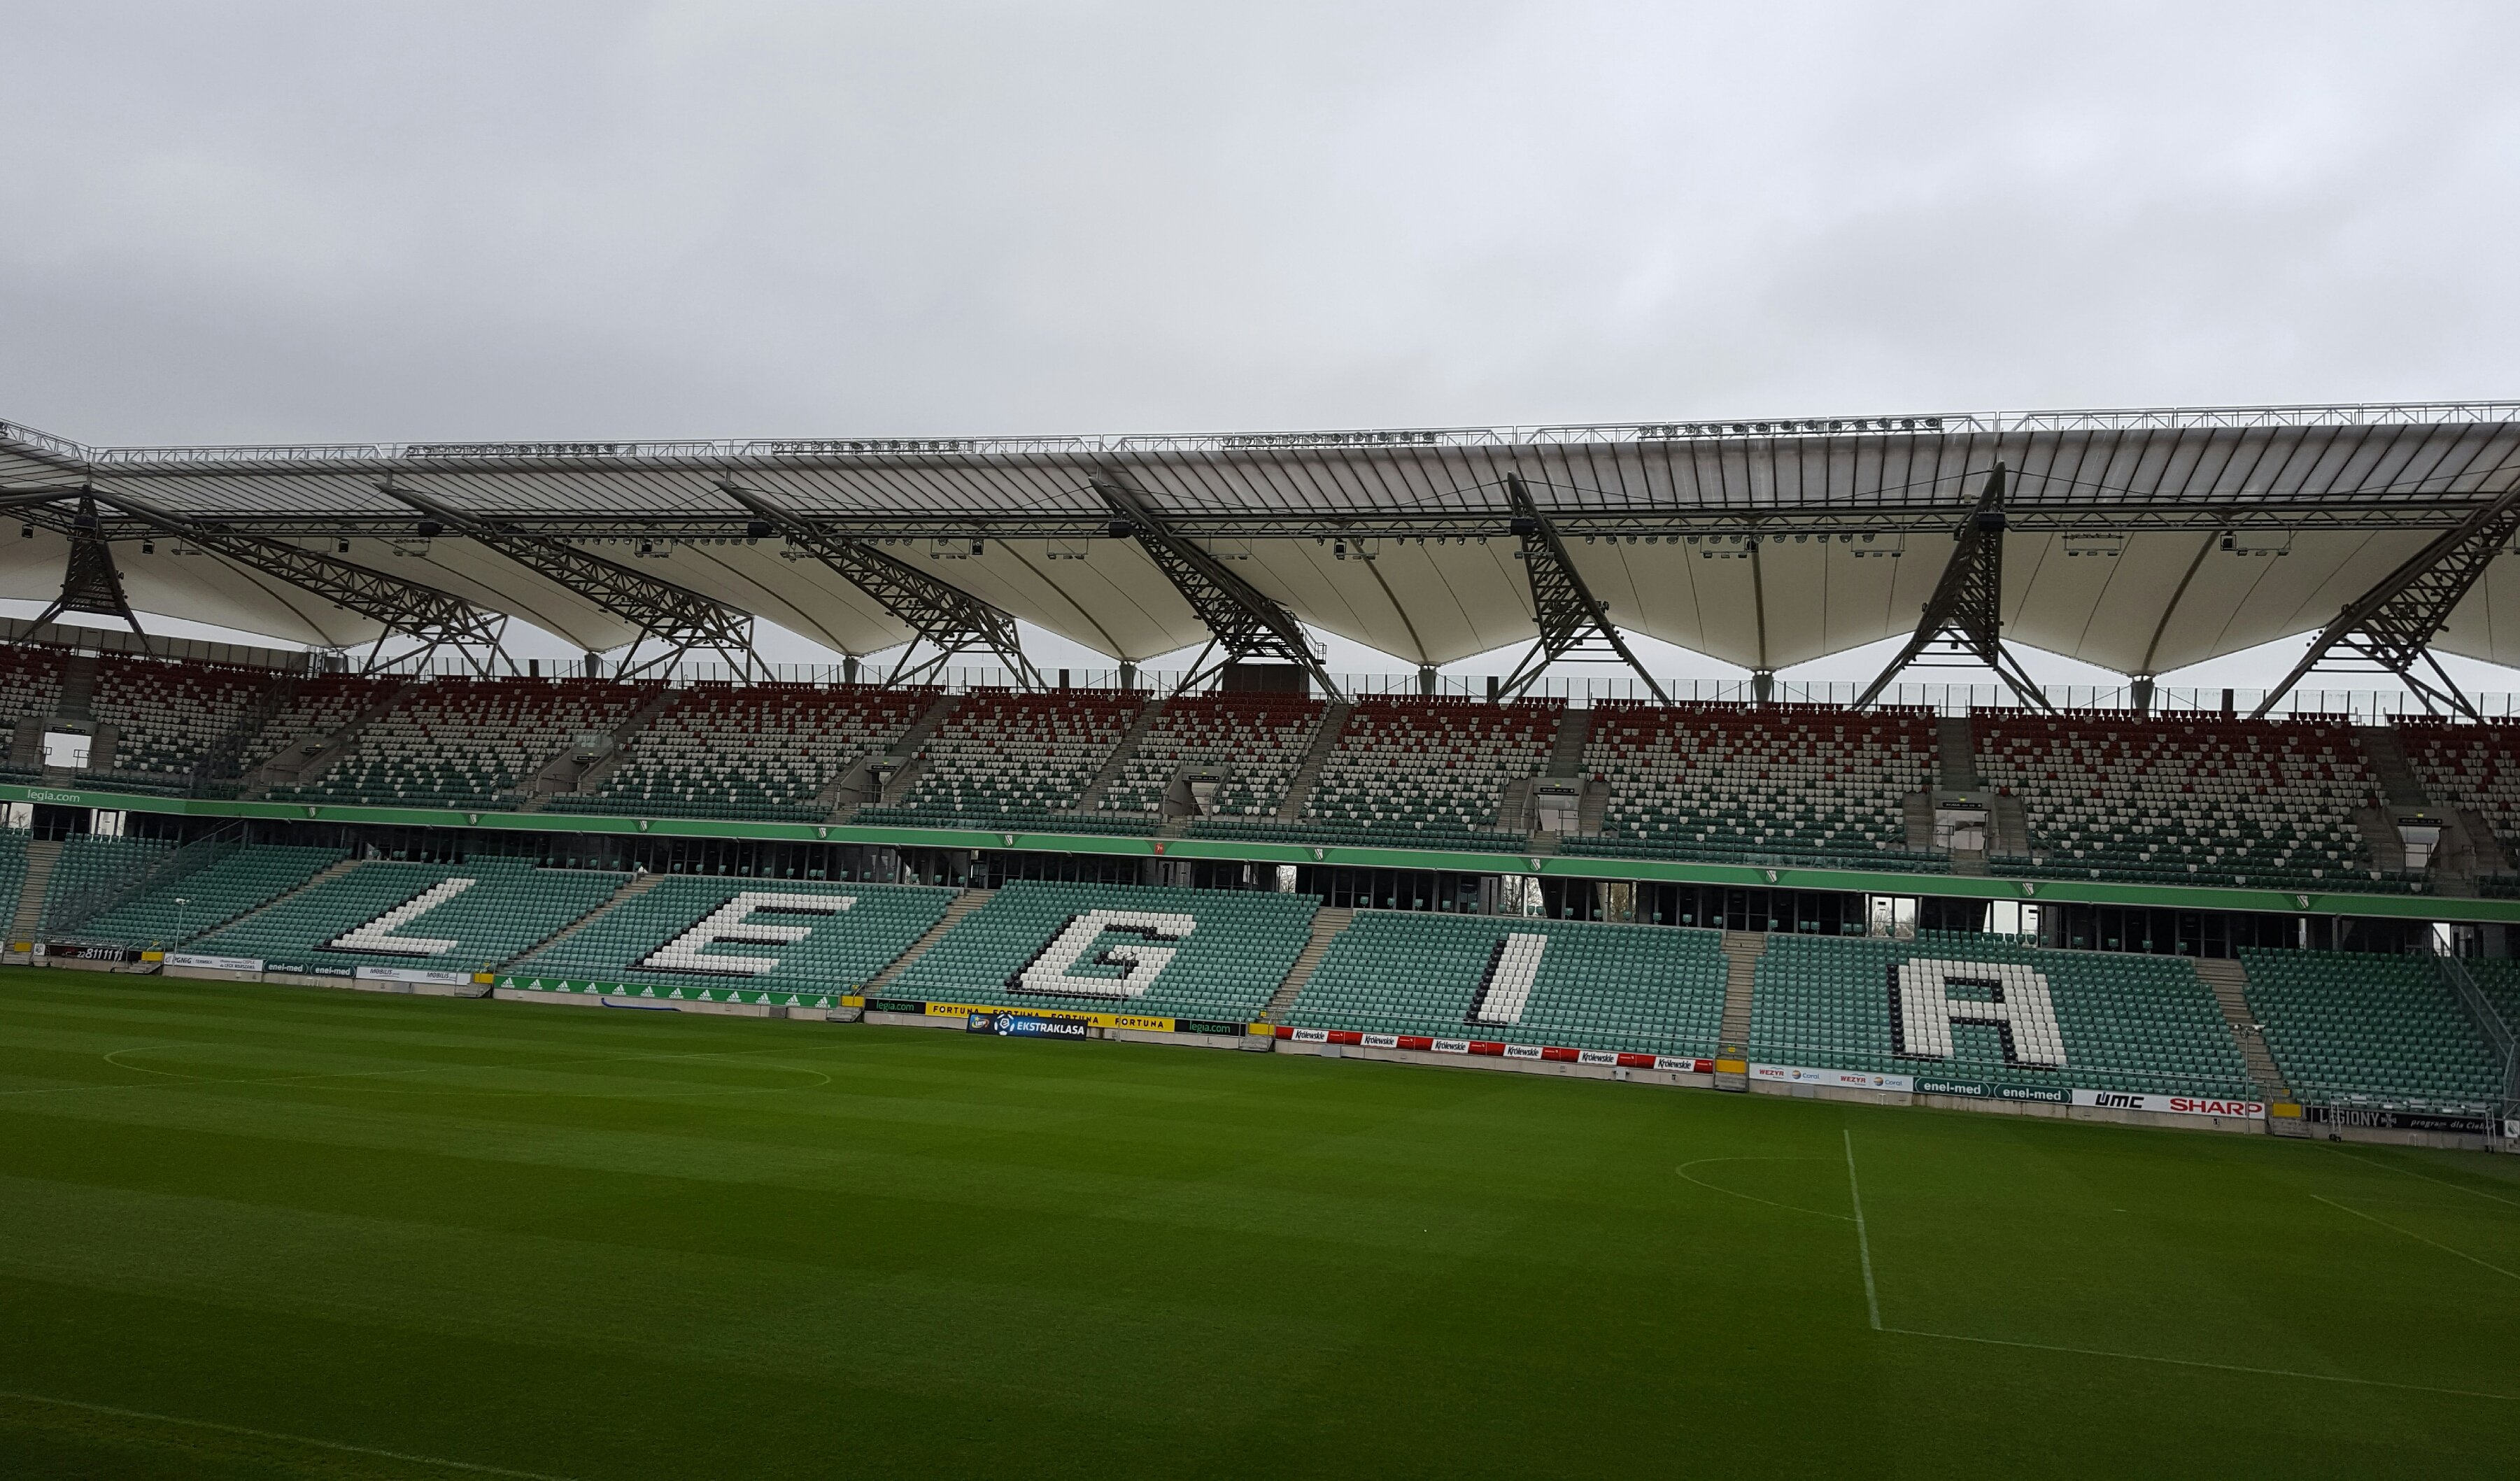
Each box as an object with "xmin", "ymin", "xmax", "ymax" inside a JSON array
[{"xmin": 163, "ymin": 952, "xmax": 265, "ymax": 972}]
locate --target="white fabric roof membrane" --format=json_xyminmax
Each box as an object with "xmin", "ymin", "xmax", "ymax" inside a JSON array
[{"xmin": 3, "ymin": 402, "xmax": 2515, "ymax": 674}]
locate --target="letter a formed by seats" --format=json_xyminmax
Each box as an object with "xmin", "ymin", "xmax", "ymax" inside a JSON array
[
  {"xmin": 637, "ymin": 892, "xmax": 854, "ymax": 977},
  {"xmin": 1890, "ymin": 958, "xmax": 2067, "ymax": 1068},
  {"xmin": 1014, "ymin": 910, "xmax": 1198, "ymax": 999}
]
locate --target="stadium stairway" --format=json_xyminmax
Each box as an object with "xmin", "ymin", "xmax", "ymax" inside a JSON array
[
  {"xmin": 1273, "ymin": 700, "xmax": 1353, "ymax": 822},
  {"xmin": 10, "ymin": 840, "xmax": 60, "ymax": 947},
  {"xmin": 2352, "ymin": 806, "xmax": 2410, "ymax": 872},
  {"xmin": 1989, "ymin": 793, "xmax": 2031, "ymax": 858},
  {"xmin": 1903, "ymin": 793, "xmax": 1933, "ymax": 850},
  {"xmin": 553, "ymin": 687, "xmax": 684, "ymax": 799},
  {"xmin": 866, "ymin": 693, "xmax": 967, "ymax": 809},
  {"xmin": 1937, "ymin": 713, "xmax": 1981, "ymax": 788},
  {"xmin": 865, "ymin": 887, "xmax": 994, "ymax": 989},
  {"xmin": 1074, "ymin": 697, "xmax": 1168, "ymax": 811},
  {"xmin": 511, "ymin": 870, "xmax": 667, "ymax": 961},
  {"xmin": 1718, "ymin": 929, "xmax": 1764, "ymax": 1044},
  {"xmin": 1263, "ymin": 906, "xmax": 1353, "ymax": 1022},
  {"xmin": 244, "ymin": 680, "xmax": 418, "ymax": 796},
  {"xmin": 55, "ymin": 655, "xmax": 98, "ymax": 721},
  {"xmin": 2356, "ymin": 724, "xmax": 2431, "ymax": 809},
  {"xmin": 2193, "ymin": 956, "xmax": 2288, "ymax": 1099},
  {"xmin": 1545, "ymin": 705, "xmax": 1595, "ymax": 777}
]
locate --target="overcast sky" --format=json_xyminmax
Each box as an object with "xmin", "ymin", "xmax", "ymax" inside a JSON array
[{"xmin": 5, "ymin": 1, "xmax": 2517, "ymax": 690}]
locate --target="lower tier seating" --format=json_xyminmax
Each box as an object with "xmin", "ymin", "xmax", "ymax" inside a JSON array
[
  {"xmin": 509, "ymin": 877, "xmax": 954, "ymax": 995},
  {"xmin": 2242, "ymin": 948, "xmax": 2502, "ymax": 1112},
  {"xmin": 0, "ymin": 834, "xmax": 25, "ymax": 937},
  {"xmin": 185, "ymin": 858, "xmax": 626, "ymax": 975},
  {"xmin": 39, "ymin": 835, "xmax": 175, "ymax": 938},
  {"xmin": 1748, "ymin": 932, "xmax": 2255, "ymax": 1098},
  {"xmin": 64, "ymin": 844, "xmax": 346, "ymax": 947},
  {"xmin": 884, "ymin": 881, "xmax": 1318, "ymax": 1023},
  {"xmin": 1286, "ymin": 913, "xmax": 1728, "ymax": 1058}
]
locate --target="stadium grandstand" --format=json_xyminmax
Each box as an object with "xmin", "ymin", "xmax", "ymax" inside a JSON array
[{"xmin": 2, "ymin": 402, "xmax": 2517, "ymax": 1141}]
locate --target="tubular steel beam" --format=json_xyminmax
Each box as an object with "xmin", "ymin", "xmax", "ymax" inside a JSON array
[
  {"xmin": 2251, "ymin": 484, "xmax": 2520, "ymax": 721},
  {"xmin": 385, "ymin": 484, "xmax": 759, "ymax": 679},
  {"xmin": 1494, "ymin": 474, "xmax": 1669, "ymax": 703},
  {"xmin": 68, "ymin": 488, "xmax": 513, "ymax": 674},
  {"xmin": 1092, "ymin": 476, "xmax": 1344, "ymax": 700},
  {"xmin": 721, "ymin": 483, "xmax": 1042, "ymax": 688},
  {"xmin": 1855, "ymin": 465, "xmax": 2051, "ymax": 711}
]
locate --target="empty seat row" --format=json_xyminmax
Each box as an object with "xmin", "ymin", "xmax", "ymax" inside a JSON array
[
  {"xmin": 61, "ymin": 844, "xmax": 346, "ymax": 947},
  {"xmin": 859, "ymin": 690, "xmax": 1146, "ymax": 830},
  {"xmin": 551, "ymin": 683, "xmax": 935, "ymax": 823},
  {"xmin": 1098, "ymin": 693, "xmax": 1326, "ymax": 819},
  {"xmin": 509, "ymin": 875, "xmax": 955, "ymax": 993},
  {"xmin": 276, "ymin": 679, "xmax": 658, "ymax": 809},
  {"xmin": 185, "ymin": 858, "xmax": 628, "ymax": 973},
  {"xmin": 2242, "ymin": 947, "xmax": 2501, "ymax": 1112}
]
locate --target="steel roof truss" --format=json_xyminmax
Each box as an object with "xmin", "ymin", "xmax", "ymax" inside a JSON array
[
  {"xmin": 1495, "ymin": 474, "xmax": 1668, "ymax": 703},
  {"xmin": 720, "ymin": 483, "xmax": 1042, "ymax": 688},
  {"xmin": 1093, "ymin": 478, "xmax": 1345, "ymax": 700},
  {"xmin": 2251, "ymin": 485, "xmax": 2520, "ymax": 721},
  {"xmin": 1855, "ymin": 465, "xmax": 2052, "ymax": 711}
]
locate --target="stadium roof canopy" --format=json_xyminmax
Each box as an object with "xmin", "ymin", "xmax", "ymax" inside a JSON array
[{"xmin": 5, "ymin": 401, "xmax": 2520, "ymax": 692}]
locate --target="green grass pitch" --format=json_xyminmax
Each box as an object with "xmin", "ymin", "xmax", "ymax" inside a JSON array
[{"xmin": 0, "ymin": 965, "xmax": 2514, "ymax": 1479}]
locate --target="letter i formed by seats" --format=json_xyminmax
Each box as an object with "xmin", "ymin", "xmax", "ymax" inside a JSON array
[{"xmin": 1468, "ymin": 932, "xmax": 1548, "ymax": 1027}]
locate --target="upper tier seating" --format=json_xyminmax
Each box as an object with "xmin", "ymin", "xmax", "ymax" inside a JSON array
[
  {"xmin": 1978, "ymin": 713, "xmax": 2381, "ymax": 888},
  {"xmin": 1564, "ymin": 702, "xmax": 1945, "ymax": 872},
  {"xmin": 1286, "ymin": 912, "xmax": 1728, "ymax": 1059},
  {"xmin": 509, "ymin": 877, "xmax": 954, "ymax": 994},
  {"xmin": 1198, "ymin": 697, "xmax": 1559, "ymax": 849},
  {"xmin": 2241, "ymin": 948, "xmax": 2503, "ymax": 1112},
  {"xmin": 276, "ymin": 679, "xmax": 656, "ymax": 809},
  {"xmin": 90, "ymin": 657, "xmax": 275, "ymax": 787},
  {"xmin": 548, "ymin": 683, "xmax": 935, "ymax": 822},
  {"xmin": 0, "ymin": 646, "xmax": 66, "ymax": 731},
  {"xmin": 1748, "ymin": 931, "xmax": 2255, "ymax": 1098},
  {"xmin": 243, "ymin": 675, "xmax": 406, "ymax": 770},
  {"xmin": 857, "ymin": 690, "xmax": 1147, "ymax": 830},
  {"xmin": 64, "ymin": 844, "xmax": 346, "ymax": 947},
  {"xmin": 884, "ymin": 881, "xmax": 1319, "ymax": 1023},
  {"xmin": 185, "ymin": 858, "xmax": 626, "ymax": 973},
  {"xmin": 1097, "ymin": 693, "xmax": 1326, "ymax": 819},
  {"xmin": 2398, "ymin": 717, "xmax": 2520, "ymax": 860},
  {"xmin": 36, "ymin": 835, "xmax": 176, "ymax": 938}
]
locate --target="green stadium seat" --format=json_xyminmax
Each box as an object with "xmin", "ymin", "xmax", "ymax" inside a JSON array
[
  {"xmin": 2242, "ymin": 948, "xmax": 2500, "ymax": 1112},
  {"xmin": 184, "ymin": 858, "xmax": 627, "ymax": 975},
  {"xmin": 1287, "ymin": 912, "xmax": 1727, "ymax": 1058},
  {"xmin": 509, "ymin": 877, "xmax": 954, "ymax": 995}
]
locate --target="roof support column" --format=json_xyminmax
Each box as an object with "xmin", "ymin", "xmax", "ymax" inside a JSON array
[
  {"xmin": 390, "ymin": 484, "xmax": 760, "ymax": 679},
  {"xmin": 1092, "ymin": 476, "xmax": 1344, "ymax": 701},
  {"xmin": 1494, "ymin": 474, "xmax": 1670, "ymax": 704},
  {"xmin": 2250, "ymin": 485, "xmax": 2520, "ymax": 721},
  {"xmin": 719, "ymin": 483, "xmax": 1042, "ymax": 689},
  {"xmin": 1854, "ymin": 465, "xmax": 2050, "ymax": 711}
]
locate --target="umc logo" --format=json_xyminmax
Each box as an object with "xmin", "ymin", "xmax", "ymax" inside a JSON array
[
  {"xmin": 1009, "ymin": 910, "xmax": 1197, "ymax": 1000},
  {"xmin": 1889, "ymin": 959, "xmax": 2067, "ymax": 1069}
]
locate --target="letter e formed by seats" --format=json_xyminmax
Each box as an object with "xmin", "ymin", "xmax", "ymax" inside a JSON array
[{"xmin": 637, "ymin": 892, "xmax": 854, "ymax": 977}]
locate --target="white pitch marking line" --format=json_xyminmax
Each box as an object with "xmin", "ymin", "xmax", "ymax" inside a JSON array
[
  {"xmin": 2311, "ymin": 1193, "xmax": 2520, "ymax": 1284},
  {"xmin": 0, "ymin": 1385, "xmax": 581, "ymax": 1479},
  {"xmin": 2329, "ymin": 1146, "xmax": 2520, "ymax": 1212},
  {"xmin": 1844, "ymin": 1128, "xmax": 1881, "ymax": 1331},
  {"xmin": 1880, "ymin": 1326, "xmax": 2519, "ymax": 1402}
]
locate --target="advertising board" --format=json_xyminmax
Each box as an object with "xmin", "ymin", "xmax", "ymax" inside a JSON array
[
  {"xmin": 164, "ymin": 952, "xmax": 264, "ymax": 972},
  {"xmin": 2071, "ymin": 1089, "xmax": 2267, "ymax": 1118},
  {"xmin": 1749, "ymin": 1063, "xmax": 1916, "ymax": 1093}
]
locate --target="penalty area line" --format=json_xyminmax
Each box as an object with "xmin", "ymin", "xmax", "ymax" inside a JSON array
[
  {"xmin": 1843, "ymin": 1128, "xmax": 1881, "ymax": 1331},
  {"xmin": 1877, "ymin": 1328, "xmax": 2519, "ymax": 1403},
  {"xmin": 2310, "ymin": 1193, "xmax": 2520, "ymax": 1284},
  {"xmin": 0, "ymin": 1386, "xmax": 581, "ymax": 1478}
]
